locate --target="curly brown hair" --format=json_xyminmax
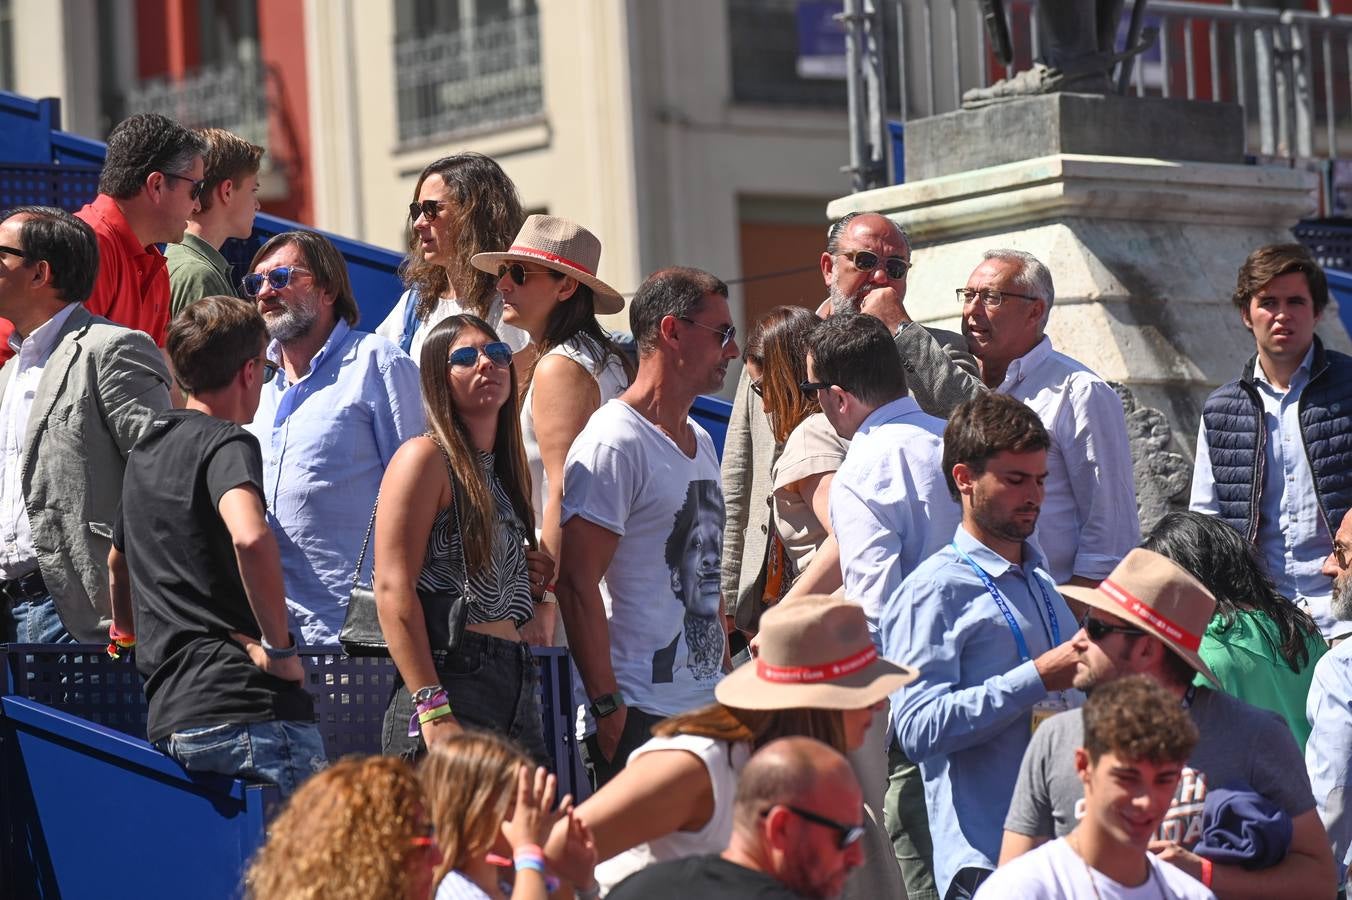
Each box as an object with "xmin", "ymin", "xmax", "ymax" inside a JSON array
[
  {"xmin": 401, "ymin": 153, "xmax": 524, "ymax": 321},
  {"xmin": 1082, "ymin": 675, "xmax": 1199, "ymax": 764},
  {"xmin": 244, "ymin": 756, "xmax": 431, "ymax": 900},
  {"xmin": 419, "ymin": 730, "xmax": 531, "ymax": 889}
]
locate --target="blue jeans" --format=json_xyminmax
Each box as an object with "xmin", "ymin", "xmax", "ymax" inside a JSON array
[
  {"xmin": 157, "ymin": 720, "xmax": 328, "ymax": 800},
  {"xmin": 5, "ymin": 592, "xmax": 75, "ymax": 645}
]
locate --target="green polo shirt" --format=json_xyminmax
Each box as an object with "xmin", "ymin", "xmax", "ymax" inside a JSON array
[{"xmin": 166, "ymin": 232, "xmax": 235, "ymax": 317}]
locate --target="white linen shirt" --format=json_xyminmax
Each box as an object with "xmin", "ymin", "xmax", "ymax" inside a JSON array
[
  {"xmin": 0, "ymin": 303, "xmax": 80, "ymax": 578},
  {"xmin": 997, "ymin": 336, "xmax": 1138, "ymax": 583},
  {"xmin": 1189, "ymin": 347, "xmax": 1342, "ymax": 636},
  {"xmin": 829, "ymin": 395, "xmax": 960, "ymax": 644}
]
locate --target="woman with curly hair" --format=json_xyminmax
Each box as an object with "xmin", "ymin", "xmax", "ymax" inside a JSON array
[
  {"xmin": 375, "ymin": 315, "xmax": 555, "ymax": 764},
  {"xmin": 376, "ymin": 153, "xmax": 530, "ymax": 361},
  {"xmin": 1143, "ymin": 509, "xmax": 1327, "ymax": 747},
  {"xmin": 245, "ymin": 755, "xmax": 437, "ymax": 900},
  {"xmin": 421, "ymin": 730, "xmax": 597, "ymax": 899}
]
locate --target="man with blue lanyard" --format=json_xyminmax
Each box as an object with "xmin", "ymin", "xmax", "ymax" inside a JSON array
[{"xmin": 883, "ymin": 391, "xmax": 1080, "ymax": 900}]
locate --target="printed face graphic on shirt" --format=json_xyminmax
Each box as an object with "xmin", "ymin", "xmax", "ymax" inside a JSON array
[{"xmin": 652, "ymin": 479, "xmax": 725, "ymax": 684}]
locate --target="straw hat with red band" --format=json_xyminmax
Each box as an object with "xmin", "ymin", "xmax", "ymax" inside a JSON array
[
  {"xmin": 716, "ymin": 594, "xmax": 918, "ymax": 710},
  {"xmin": 1058, "ymin": 548, "xmax": 1221, "ymax": 688},
  {"xmin": 470, "ymin": 214, "xmax": 625, "ymax": 315}
]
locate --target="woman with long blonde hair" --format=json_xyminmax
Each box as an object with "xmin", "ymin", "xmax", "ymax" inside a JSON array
[
  {"xmin": 245, "ymin": 756, "xmax": 437, "ymax": 900},
  {"xmin": 375, "ymin": 315, "xmax": 555, "ymax": 763}
]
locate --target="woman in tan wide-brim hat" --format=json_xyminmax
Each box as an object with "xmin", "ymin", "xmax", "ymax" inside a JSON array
[
  {"xmin": 542, "ymin": 595, "xmax": 919, "ymax": 895},
  {"xmin": 469, "ymin": 215, "xmax": 636, "ymax": 646}
]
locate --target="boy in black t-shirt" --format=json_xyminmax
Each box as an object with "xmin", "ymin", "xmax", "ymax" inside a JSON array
[{"xmin": 108, "ymin": 295, "xmax": 325, "ymax": 798}]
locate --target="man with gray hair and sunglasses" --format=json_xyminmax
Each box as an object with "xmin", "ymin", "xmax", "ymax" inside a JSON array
[{"xmin": 894, "ymin": 249, "xmax": 1137, "ymax": 591}]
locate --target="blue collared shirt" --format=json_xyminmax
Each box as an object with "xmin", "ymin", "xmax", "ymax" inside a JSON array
[
  {"xmin": 246, "ymin": 321, "xmax": 424, "ymax": 644},
  {"xmin": 1191, "ymin": 345, "xmax": 1343, "ymax": 637},
  {"xmin": 1306, "ymin": 641, "xmax": 1352, "ymax": 885},
  {"xmin": 829, "ymin": 396, "xmax": 960, "ymax": 645},
  {"xmin": 882, "ymin": 524, "xmax": 1077, "ymax": 896}
]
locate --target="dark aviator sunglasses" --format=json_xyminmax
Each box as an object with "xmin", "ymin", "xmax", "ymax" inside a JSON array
[{"xmin": 449, "ymin": 342, "xmax": 513, "ymax": 369}]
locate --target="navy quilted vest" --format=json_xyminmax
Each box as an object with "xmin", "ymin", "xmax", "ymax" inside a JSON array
[{"xmin": 1200, "ymin": 338, "xmax": 1352, "ymax": 540}]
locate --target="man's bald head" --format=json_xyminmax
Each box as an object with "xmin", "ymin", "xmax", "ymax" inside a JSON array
[
  {"xmin": 732, "ymin": 736, "xmax": 857, "ymax": 835},
  {"xmin": 821, "ymin": 213, "xmax": 912, "ymax": 325},
  {"xmin": 825, "ymin": 212, "xmax": 908, "ymax": 257}
]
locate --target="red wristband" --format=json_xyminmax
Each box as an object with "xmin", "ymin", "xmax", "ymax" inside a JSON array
[{"xmin": 1199, "ymin": 856, "xmax": 1212, "ymax": 888}]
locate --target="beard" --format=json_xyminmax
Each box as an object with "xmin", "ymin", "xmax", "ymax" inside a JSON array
[
  {"xmin": 1332, "ymin": 572, "xmax": 1352, "ymax": 622},
  {"xmin": 827, "ymin": 279, "xmax": 870, "ymax": 316},
  {"xmin": 264, "ymin": 301, "xmax": 320, "ymax": 343}
]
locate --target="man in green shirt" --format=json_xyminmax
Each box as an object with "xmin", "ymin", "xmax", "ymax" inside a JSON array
[{"xmin": 167, "ymin": 128, "xmax": 263, "ymax": 316}]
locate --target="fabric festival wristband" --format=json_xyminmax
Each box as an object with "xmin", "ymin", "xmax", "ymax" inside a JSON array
[
  {"xmin": 513, "ymin": 844, "xmax": 544, "ymax": 859},
  {"xmin": 1199, "ymin": 857, "xmax": 1212, "ymax": 888},
  {"xmin": 415, "ymin": 690, "xmax": 449, "ymax": 715},
  {"xmin": 107, "ymin": 625, "xmax": 136, "ymax": 659},
  {"xmin": 514, "ymin": 857, "xmax": 546, "ymax": 875},
  {"xmin": 409, "ymin": 703, "xmax": 453, "ymax": 736}
]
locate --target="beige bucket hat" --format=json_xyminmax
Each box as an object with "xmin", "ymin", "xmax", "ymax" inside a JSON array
[
  {"xmin": 1059, "ymin": 548, "xmax": 1221, "ymax": 688},
  {"xmin": 470, "ymin": 214, "xmax": 624, "ymax": 315},
  {"xmin": 716, "ymin": 594, "xmax": 919, "ymax": 710}
]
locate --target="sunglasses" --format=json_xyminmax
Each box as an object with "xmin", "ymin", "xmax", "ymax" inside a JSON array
[
  {"xmin": 497, "ymin": 263, "xmax": 560, "ymax": 286},
  {"xmin": 799, "ymin": 379, "xmax": 831, "ymax": 396},
  {"xmin": 772, "ymin": 805, "xmax": 866, "ymax": 849},
  {"xmin": 410, "ymin": 200, "xmax": 447, "ymax": 223},
  {"xmin": 1079, "ymin": 612, "xmax": 1147, "ymax": 643},
  {"xmin": 261, "ymin": 359, "xmax": 279, "ymax": 384},
  {"xmin": 1332, "ymin": 542, "xmax": 1349, "ymax": 570},
  {"xmin": 242, "ymin": 266, "xmax": 312, "ymax": 298},
  {"xmin": 449, "ymin": 341, "xmax": 513, "ymax": 369},
  {"xmin": 0, "ymin": 245, "xmax": 28, "ymax": 259},
  {"xmin": 839, "ymin": 249, "xmax": 911, "ymax": 280},
  {"xmin": 750, "ymin": 379, "xmax": 764, "ymax": 398},
  {"xmin": 161, "ymin": 171, "xmax": 206, "ymax": 201},
  {"xmin": 677, "ymin": 316, "xmax": 737, "ymax": 349}
]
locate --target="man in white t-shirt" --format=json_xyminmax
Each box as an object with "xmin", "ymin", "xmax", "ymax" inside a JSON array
[
  {"xmin": 976, "ymin": 675, "xmax": 1213, "ymax": 900},
  {"xmin": 558, "ymin": 266, "xmax": 739, "ymax": 788}
]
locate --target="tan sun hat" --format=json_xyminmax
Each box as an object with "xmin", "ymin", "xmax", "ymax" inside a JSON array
[
  {"xmin": 716, "ymin": 594, "xmax": 918, "ymax": 710},
  {"xmin": 1059, "ymin": 548, "xmax": 1221, "ymax": 688},
  {"xmin": 470, "ymin": 214, "xmax": 624, "ymax": 315}
]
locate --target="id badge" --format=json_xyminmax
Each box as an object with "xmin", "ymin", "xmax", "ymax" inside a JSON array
[{"xmin": 1030, "ymin": 693, "xmax": 1071, "ymax": 735}]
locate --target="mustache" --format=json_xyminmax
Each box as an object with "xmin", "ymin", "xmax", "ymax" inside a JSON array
[{"xmin": 827, "ymin": 281, "xmax": 872, "ymax": 316}]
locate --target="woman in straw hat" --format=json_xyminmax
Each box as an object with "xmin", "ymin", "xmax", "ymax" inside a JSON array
[
  {"xmin": 470, "ymin": 215, "xmax": 635, "ymax": 645},
  {"xmin": 377, "ymin": 153, "xmax": 531, "ymax": 361},
  {"xmin": 543, "ymin": 595, "xmax": 917, "ymax": 896}
]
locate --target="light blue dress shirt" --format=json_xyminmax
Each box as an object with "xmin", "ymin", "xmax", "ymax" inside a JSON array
[
  {"xmin": 1191, "ymin": 346, "xmax": 1343, "ymax": 637},
  {"xmin": 883, "ymin": 524, "xmax": 1076, "ymax": 896},
  {"xmin": 1306, "ymin": 640, "xmax": 1352, "ymax": 886},
  {"xmin": 828, "ymin": 395, "xmax": 960, "ymax": 646},
  {"xmin": 246, "ymin": 321, "xmax": 424, "ymax": 644}
]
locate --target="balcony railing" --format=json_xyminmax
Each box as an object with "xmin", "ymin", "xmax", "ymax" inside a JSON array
[
  {"xmin": 394, "ymin": 12, "xmax": 544, "ymax": 145},
  {"xmin": 122, "ymin": 56, "xmax": 269, "ymax": 152}
]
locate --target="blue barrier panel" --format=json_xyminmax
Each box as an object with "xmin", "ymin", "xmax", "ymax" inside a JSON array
[
  {"xmin": 1327, "ymin": 267, "xmax": 1352, "ymax": 339},
  {"xmin": 2, "ymin": 695, "xmax": 274, "ymax": 899},
  {"xmin": 692, "ymin": 394, "xmax": 733, "ymax": 458}
]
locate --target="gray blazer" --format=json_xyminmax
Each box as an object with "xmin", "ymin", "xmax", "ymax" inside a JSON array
[
  {"xmin": 894, "ymin": 322, "xmax": 985, "ymax": 417},
  {"xmin": 720, "ymin": 366, "xmax": 778, "ymax": 631},
  {"xmin": 1, "ymin": 306, "xmax": 171, "ymax": 642}
]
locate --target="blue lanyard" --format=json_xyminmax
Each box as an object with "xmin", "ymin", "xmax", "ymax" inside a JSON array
[{"xmin": 952, "ymin": 542, "xmax": 1060, "ymax": 663}]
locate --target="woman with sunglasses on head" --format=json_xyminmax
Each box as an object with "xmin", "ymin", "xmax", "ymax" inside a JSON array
[
  {"xmin": 376, "ymin": 153, "xmax": 531, "ymax": 363},
  {"xmin": 421, "ymin": 730, "xmax": 599, "ymax": 900},
  {"xmin": 736, "ymin": 307, "xmax": 850, "ymax": 632},
  {"xmin": 545, "ymin": 595, "xmax": 914, "ymax": 898},
  {"xmin": 468, "ymin": 216, "xmax": 635, "ymax": 646},
  {"xmin": 375, "ymin": 315, "xmax": 555, "ymax": 764}
]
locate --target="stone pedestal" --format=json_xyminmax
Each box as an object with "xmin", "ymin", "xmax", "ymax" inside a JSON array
[{"xmin": 828, "ymin": 96, "xmax": 1352, "ymax": 522}]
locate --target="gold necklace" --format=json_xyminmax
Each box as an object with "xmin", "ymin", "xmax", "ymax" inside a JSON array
[{"xmin": 1066, "ymin": 832, "xmax": 1173, "ymax": 900}]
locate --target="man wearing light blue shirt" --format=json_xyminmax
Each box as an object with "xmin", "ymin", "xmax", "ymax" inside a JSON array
[
  {"xmin": 1190, "ymin": 243, "xmax": 1352, "ymax": 640},
  {"xmin": 883, "ymin": 392, "xmax": 1080, "ymax": 900},
  {"xmin": 243, "ymin": 231, "xmax": 423, "ymax": 644}
]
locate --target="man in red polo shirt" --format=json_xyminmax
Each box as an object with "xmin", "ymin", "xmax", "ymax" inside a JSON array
[{"xmin": 74, "ymin": 113, "xmax": 207, "ymax": 347}]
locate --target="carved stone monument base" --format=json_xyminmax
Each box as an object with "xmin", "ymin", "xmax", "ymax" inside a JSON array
[{"xmin": 828, "ymin": 150, "xmax": 1350, "ymax": 524}]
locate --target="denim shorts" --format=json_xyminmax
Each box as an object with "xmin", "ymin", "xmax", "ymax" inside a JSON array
[
  {"xmin": 381, "ymin": 629, "xmax": 548, "ymax": 766},
  {"xmin": 157, "ymin": 720, "xmax": 328, "ymax": 800}
]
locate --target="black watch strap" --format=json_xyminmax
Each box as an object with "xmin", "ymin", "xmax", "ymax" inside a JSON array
[{"xmin": 588, "ymin": 692, "xmax": 624, "ymax": 719}]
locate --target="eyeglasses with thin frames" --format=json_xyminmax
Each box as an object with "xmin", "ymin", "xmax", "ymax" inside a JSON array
[
  {"xmin": 956, "ymin": 287, "xmax": 1040, "ymax": 310},
  {"xmin": 677, "ymin": 316, "xmax": 737, "ymax": 349},
  {"xmin": 765, "ymin": 805, "xmax": 866, "ymax": 849},
  {"xmin": 242, "ymin": 266, "xmax": 313, "ymax": 298},
  {"xmin": 161, "ymin": 171, "xmax": 206, "ymax": 202},
  {"xmin": 449, "ymin": 341, "xmax": 513, "ymax": 369},
  {"xmin": 1079, "ymin": 612, "xmax": 1147, "ymax": 643},
  {"xmin": 839, "ymin": 249, "xmax": 911, "ymax": 280}
]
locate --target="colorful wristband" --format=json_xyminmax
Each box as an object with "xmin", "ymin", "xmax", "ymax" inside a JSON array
[
  {"xmin": 409, "ymin": 702, "xmax": 454, "ymax": 737},
  {"xmin": 1199, "ymin": 856, "xmax": 1212, "ymax": 888},
  {"xmin": 513, "ymin": 844, "xmax": 544, "ymax": 859},
  {"xmin": 513, "ymin": 856, "xmax": 546, "ymax": 876},
  {"xmin": 107, "ymin": 624, "xmax": 136, "ymax": 659}
]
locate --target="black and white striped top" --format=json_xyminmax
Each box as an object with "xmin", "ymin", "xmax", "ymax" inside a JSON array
[{"xmin": 416, "ymin": 450, "xmax": 533, "ymax": 627}]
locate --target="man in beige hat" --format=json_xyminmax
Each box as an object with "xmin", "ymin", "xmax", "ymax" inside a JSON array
[{"xmin": 1001, "ymin": 548, "xmax": 1335, "ymax": 899}]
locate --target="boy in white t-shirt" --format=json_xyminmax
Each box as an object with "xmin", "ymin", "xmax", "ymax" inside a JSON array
[
  {"xmin": 976, "ymin": 676, "xmax": 1214, "ymax": 900},
  {"xmin": 557, "ymin": 266, "xmax": 740, "ymax": 790}
]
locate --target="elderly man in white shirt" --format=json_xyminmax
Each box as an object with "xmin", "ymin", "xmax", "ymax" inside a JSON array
[{"xmin": 895, "ymin": 249, "xmax": 1138, "ymax": 588}]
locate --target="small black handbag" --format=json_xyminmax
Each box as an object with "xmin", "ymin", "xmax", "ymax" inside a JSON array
[{"xmin": 339, "ymin": 436, "xmax": 470, "ymax": 658}]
